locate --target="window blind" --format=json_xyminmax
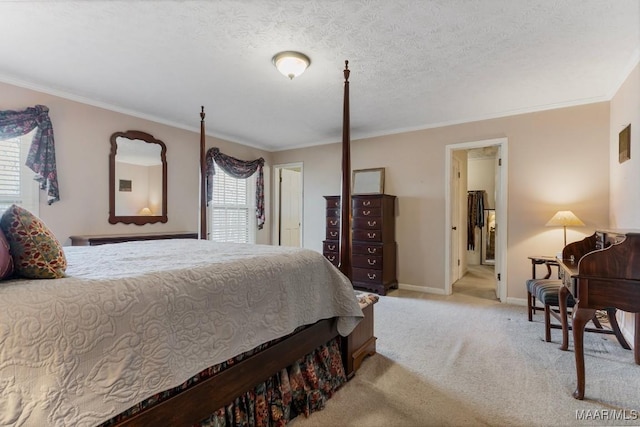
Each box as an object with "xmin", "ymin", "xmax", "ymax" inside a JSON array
[
  {"xmin": 0, "ymin": 135, "xmax": 39, "ymax": 216},
  {"xmin": 209, "ymin": 169, "xmax": 254, "ymax": 243}
]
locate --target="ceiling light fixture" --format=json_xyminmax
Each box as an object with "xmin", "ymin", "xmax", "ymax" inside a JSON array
[{"xmin": 272, "ymin": 51, "xmax": 311, "ymax": 80}]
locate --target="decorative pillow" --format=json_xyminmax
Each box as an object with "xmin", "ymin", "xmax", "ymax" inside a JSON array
[
  {"xmin": 0, "ymin": 204, "xmax": 66, "ymax": 279},
  {"xmin": 0, "ymin": 227, "xmax": 14, "ymax": 279}
]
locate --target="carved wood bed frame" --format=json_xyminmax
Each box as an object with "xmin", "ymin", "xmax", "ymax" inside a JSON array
[{"xmin": 116, "ymin": 62, "xmax": 354, "ymax": 426}]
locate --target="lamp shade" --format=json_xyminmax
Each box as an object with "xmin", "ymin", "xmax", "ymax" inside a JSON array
[
  {"xmin": 139, "ymin": 207, "xmax": 153, "ymax": 216},
  {"xmin": 272, "ymin": 51, "xmax": 310, "ymax": 80},
  {"xmin": 545, "ymin": 210, "xmax": 585, "ymax": 227},
  {"xmin": 546, "ymin": 210, "xmax": 585, "ymax": 248}
]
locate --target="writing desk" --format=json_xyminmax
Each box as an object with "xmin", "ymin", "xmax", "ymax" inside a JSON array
[{"xmin": 557, "ymin": 230, "xmax": 640, "ymax": 400}]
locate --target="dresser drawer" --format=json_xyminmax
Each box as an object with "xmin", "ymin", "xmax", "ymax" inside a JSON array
[
  {"xmin": 326, "ymin": 229, "xmax": 340, "ymax": 240},
  {"xmin": 353, "ymin": 229, "xmax": 382, "ymax": 242},
  {"xmin": 323, "ymin": 252, "xmax": 339, "ymax": 266},
  {"xmin": 327, "ymin": 208, "xmax": 340, "ymax": 218},
  {"xmin": 352, "ymin": 197, "xmax": 381, "ymax": 208},
  {"xmin": 352, "ymin": 254, "xmax": 383, "ymax": 270},
  {"xmin": 352, "ymin": 243, "xmax": 383, "ymax": 256},
  {"xmin": 353, "ymin": 207, "xmax": 381, "ymax": 218},
  {"xmin": 323, "ymin": 241, "xmax": 339, "ymax": 253},
  {"xmin": 326, "ymin": 217, "xmax": 340, "ymax": 228},
  {"xmin": 352, "ymin": 267, "xmax": 383, "ymax": 284},
  {"xmin": 326, "ymin": 197, "xmax": 340, "ymax": 209},
  {"xmin": 353, "ymin": 217, "xmax": 382, "ymax": 230}
]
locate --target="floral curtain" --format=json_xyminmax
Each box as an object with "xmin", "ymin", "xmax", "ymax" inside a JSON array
[
  {"xmin": 206, "ymin": 147, "xmax": 265, "ymax": 229},
  {"xmin": 0, "ymin": 105, "xmax": 60, "ymax": 204}
]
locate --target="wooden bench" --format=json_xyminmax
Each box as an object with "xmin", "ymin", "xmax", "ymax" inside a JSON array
[{"xmin": 343, "ymin": 292, "xmax": 379, "ymax": 379}]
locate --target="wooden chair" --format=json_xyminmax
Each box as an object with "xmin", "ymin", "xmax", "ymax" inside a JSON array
[
  {"xmin": 526, "ymin": 256, "xmax": 560, "ymax": 321},
  {"xmin": 528, "ymin": 278, "xmax": 611, "ymax": 343}
]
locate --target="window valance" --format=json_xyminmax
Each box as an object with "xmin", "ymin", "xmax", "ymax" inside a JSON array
[
  {"xmin": 0, "ymin": 105, "xmax": 60, "ymax": 204},
  {"xmin": 205, "ymin": 147, "xmax": 265, "ymax": 230}
]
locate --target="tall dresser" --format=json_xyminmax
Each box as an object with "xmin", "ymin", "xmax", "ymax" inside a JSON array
[
  {"xmin": 322, "ymin": 196, "xmax": 341, "ymax": 268},
  {"xmin": 322, "ymin": 194, "xmax": 398, "ymax": 295}
]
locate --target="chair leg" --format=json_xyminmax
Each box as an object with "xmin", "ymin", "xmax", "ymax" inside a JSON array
[
  {"xmin": 591, "ymin": 314, "xmax": 603, "ymax": 329},
  {"xmin": 544, "ymin": 304, "xmax": 552, "ymax": 342},
  {"xmin": 527, "ymin": 290, "xmax": 533, "ymax": 321}
]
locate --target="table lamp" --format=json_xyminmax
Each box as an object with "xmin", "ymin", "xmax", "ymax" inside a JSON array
[
  {"xmin": 546, "ymin": 210, "xmax": 585, "ymax": 247},
  {"xmin": 139, "ymin": 207, "xmax": 153, "ymax": 216}
]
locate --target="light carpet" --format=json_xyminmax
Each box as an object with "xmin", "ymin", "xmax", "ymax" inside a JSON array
[{"xmin": 292, "ymin": 269, "xmax": 640, "ymax": 426}]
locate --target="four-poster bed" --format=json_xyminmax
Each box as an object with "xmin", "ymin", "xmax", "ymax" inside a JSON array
[
  {"xmin": 0, "ymin": 63, "xmax": 366, "ymax": 427},
  {"xmin": 114, "ymin": 62, "xmax": 359, "ymax": 426}
]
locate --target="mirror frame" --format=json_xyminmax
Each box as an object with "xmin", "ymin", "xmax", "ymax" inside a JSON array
[
  {"xmin": 109, "ymin": 130, "xmax": 168, "ymax": 225},
  {"xmin": 352, "ymin": 167, "xmax": 385, "ymax": 195}
]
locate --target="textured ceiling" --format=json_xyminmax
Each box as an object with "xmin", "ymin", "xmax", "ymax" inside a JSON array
[{"xmin": 0, "ymin": 1, "xmax": 638, "ymax": 151}]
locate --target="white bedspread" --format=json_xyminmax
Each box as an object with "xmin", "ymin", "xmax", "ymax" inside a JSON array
[{"xmin": 0, "ymin": 239, "xmax": 363, "ymax": 427}]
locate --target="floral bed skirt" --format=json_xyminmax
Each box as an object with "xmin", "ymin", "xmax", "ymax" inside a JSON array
[{"xmin": 100, "ymin": 335, "xmax": 346, "ymax": 427}]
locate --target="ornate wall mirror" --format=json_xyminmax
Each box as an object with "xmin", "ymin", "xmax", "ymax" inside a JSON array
[
  {"xmin": 352, "ymin": 167, "xmax": 385, "ymax": 195},
  {"xmin": 109, "ymin": 130, "xmax": 167, "ymax": 225}
]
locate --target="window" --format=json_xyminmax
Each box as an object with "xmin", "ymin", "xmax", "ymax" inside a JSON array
[
  {"xmin": 209, "ymin": 168, "xmax": 255, "ymax": 243},
  {"xmin": 0, "ymin": 130, "xmax": 39, "ymax": 216}
]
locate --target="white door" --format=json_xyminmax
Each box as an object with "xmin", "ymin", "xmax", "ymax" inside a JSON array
[
  {"xmin": 450, "ymin": 157, "xmax": 462, "ymax": 284},
  {"xmin": 445, "ymin": 138, "xmax": 508, "ymax": 299},
  {"xmin": 279, "ymin": 168, "xmax": 302, "ymax": 247},
  {"xmin": 493, "ymin": 151, "xmax": 503, "ymax": 299}
]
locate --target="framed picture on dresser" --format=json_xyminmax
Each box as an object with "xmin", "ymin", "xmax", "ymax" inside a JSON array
[{"xmin": 352, "ymin": 168, "xmax": 385, "ymax": 195}]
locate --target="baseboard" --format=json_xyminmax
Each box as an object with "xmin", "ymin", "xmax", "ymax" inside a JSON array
[
  {"xmin": 506, "ymin": 297, "xmax": 527, "ymax": 306},
  {"xmin": 397, "ymin": 283, "xmax": 447, "ymax": 295}
]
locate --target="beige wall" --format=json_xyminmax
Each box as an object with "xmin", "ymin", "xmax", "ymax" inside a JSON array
[
  {"xmin": 610, "ymin": 64, "xmax": 640, "ymax": 228},
  {"xmin": 273, "ymin": 102, "xmax": 610, "ymax": 300},
  {"xmin": 609, "ymin": 63, "xmax": 640, "ymax": 342},
  {"xmin": 3, "ymin": 75, "xmax": 622, "ymax": 304},
  {"xmin": 2, "ymin": 81, "xmax": 272, "ymax": 245}
]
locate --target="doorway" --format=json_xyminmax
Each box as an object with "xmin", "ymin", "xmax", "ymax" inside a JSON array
[
  {"xmin": 273, "ymin": 163, "xmax": 303, "ymax": 247},
  {"xmin": 445, "ymin": 138, "xmax": 508, "ymax": 302}
]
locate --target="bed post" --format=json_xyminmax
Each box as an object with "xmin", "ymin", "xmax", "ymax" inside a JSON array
[
  {"xmin": 200, "ymin": 106, "xmax": 207, "ymax": 239},
  {"xmin": 339, "ymin": 61, "xmax": 352, "ymax": 280}
]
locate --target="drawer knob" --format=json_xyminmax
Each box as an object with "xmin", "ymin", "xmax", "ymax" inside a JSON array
[
  {"xmin": 327, "ymin": 255, "xmax": 335, "ymax": 261},
  {"xmin": 328, "ymin": 244, "xmax": 336, "ymax": 251},
  {"xmin": 330, "ymin": 231, "xmax": 337, "ymax": 237},
  {"xmin": 367, "ymin": 232, "xmax": 376, "ymax": 239},
  {"xmin": 367, "ymin": 248, "xmax": 377, "ymax": 254},
  {"xmin": 363, "ymin": 210, "xmax": 371, "ymax": 216},
  {"xmin": 367, "ymin": 259, "xmax": 376, "ymax": 265},
  {"xmin": 367, "ymin": 220, "xmax": 377, "ymax": 227},
  {"xmin": 367, "ymin": 273, "xmax": 376, "ymax": 280},
  {"xmin": 363, "ymin": 200, "xmax": 371, "ymax": 206},
  {"xmin": 330, "ymin": 220, "xmax": 338, "ymax": 226}
]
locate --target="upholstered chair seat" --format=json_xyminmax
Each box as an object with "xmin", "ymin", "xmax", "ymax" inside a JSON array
[{"xmin": 526, "ymin": 278, "xmax": 575, "ymax": 342}]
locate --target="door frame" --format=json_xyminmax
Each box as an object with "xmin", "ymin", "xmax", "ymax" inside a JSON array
[
  {"xmin": 445, "ymin": 138, "xmax": 508, "ymax": 302},
  {"xmin": 450, "ymin": 156, "xmax": 462, "ymax": 284},
  {"xmin": 273, "ymin": 162, "xmax": 304, "ymax": 247}
]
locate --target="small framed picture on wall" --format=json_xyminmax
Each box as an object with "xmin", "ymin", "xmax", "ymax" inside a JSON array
[
  {"xmin": 619, "ymin": 124, "xmax": 631, "ymax": 163},
  {"xmin": 119, "ymin": 179, "xmax": 132, "ymax": 192}
]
